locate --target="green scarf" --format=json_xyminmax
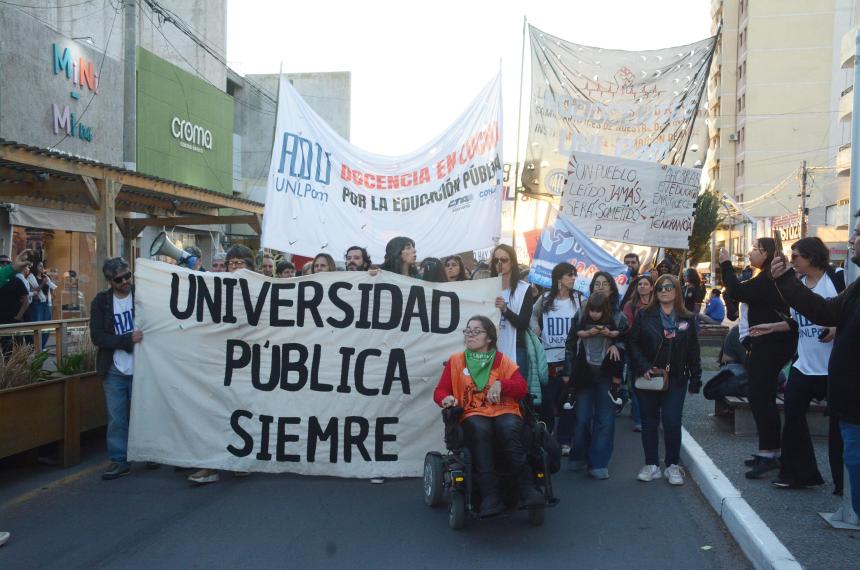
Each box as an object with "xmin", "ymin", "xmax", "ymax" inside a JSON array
[{"xmin": 464, "ymin": 349, "xmax": 496, "ymax": 391}]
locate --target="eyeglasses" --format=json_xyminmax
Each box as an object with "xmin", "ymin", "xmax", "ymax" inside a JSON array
[
  {"xmin": 228, "ymin": 259, "xmax": 247, "ymax": 269},
  {"xmin": 112, "ymin": 272, "xmax": 132, "ymax": 284},
  {"xmin": 656, "ymin": 284, "xmax": 676, "ymax": 292},
  {"xmin": 462, "ymin": 328, "xmax": 487, "ymax": 337},
  {"xmin": 492, "ymin": 257, "xmax": 510, "ymax": 265}
]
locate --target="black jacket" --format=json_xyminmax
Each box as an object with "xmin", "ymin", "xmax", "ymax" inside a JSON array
[
  {"xmin": 90, "ymin": 288, "xmax": 135, "ymax": 377},
  {"xmin": 720, "ymin": 261, "xmax": 794, "ymax": 341},
  {"xmin": 775, "ymin": 269, "xmax": 860, "ymax": 424},
  {"xmin": 628, "ymin": 306, "xmax": 702, "ymax": 391},
  {"xmin": 563, "ymin": 309, "xmax": 628, "ymax": 381}
]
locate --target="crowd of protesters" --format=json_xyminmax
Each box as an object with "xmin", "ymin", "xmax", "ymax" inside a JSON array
[{"xmin": 3, "ymin": 214, "xmax": 858, "ymax": 532}]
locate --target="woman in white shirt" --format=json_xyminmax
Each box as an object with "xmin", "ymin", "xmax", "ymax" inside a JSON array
[
  {"xmin": 748, "ymin": 237, "xmax": 841, "ymax": 490},
  {"xmin": 530, "ymin": 262, "xmax": 583, "ymax": 452},
  {"xmin": 491, "ymin": 245, "xmax": 537, "ymax": 370}
]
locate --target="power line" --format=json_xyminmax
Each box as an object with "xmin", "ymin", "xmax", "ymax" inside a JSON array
[{"xmin": 0, "ymin": 0, "xmax": 96, "ymax": 8}]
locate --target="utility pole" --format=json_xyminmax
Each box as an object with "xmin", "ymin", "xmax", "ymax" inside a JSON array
[
  {"xmin": 123, "ymin": 0, "xmax": 137, "ymax": 170},
  {"xmin": 799, "ymin": 161, "xmax": 808, "ymax": 239}
]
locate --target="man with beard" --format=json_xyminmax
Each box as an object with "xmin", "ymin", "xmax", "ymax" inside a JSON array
[
  {"xmin": 771, "ymin": 210, "xmax": 860, "ymax": 516},
  {"xmin": 345, "ymin": 246, "xmax": 372, "ymax": 271}
]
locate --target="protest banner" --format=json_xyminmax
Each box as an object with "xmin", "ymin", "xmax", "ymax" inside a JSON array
[
  {"xmin": 559, "ymin": 151, "xmax": 701, "ymax": 249},
  {"xmin": 529, "ymin": 214, "xmax": 630, "ymax": 297},
  {"xmin": 128, "ymin": 260, "xmax": 500, "ymax": 478},
  {"xmin": 261, "ymin": 74, "xmax": 503, "ymax": 261},
  {"xmin": 523, "ymin": 25, "xmax": 715, "ymax": 195}
]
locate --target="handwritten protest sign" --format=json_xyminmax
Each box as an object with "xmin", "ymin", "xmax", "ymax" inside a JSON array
[
  {"xmin": 128, "ymin": 260, "xmax": 500, "ymax": 478},
  {"xmin": 261, "ymin": 74, "xmax": 503, "ymax": 260},
  {"xmin": 523, "ymin": 25, "xmax": 715, "ymax": 195},
  {"xmin": 558, "ymin": 151, "xmax": 701, "ymax": 249}
]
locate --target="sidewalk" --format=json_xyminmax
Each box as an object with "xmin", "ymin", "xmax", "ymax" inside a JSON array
[{"xmin": 681, "ymin": 372, "xmax": 858, "ymax": 570}]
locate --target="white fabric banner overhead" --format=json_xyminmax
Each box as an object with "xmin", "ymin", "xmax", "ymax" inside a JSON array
[
  {"xmin": 524, "ymin": 25, "xmax": 715, "ymax": 195},
  {"xmin": 128, "ymin": 259, "xmax": 501, "ymax": 478},
  {"xmin": 559, "ymin": 151, "xmax": 701, "ymax": 249},
  {"xmin": 261, "ymin": 75, "xmax": 503, "ymax": 260}
]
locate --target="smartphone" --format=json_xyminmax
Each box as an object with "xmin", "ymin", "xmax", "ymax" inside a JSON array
[{"xmin": 773, "ymin": 230, "xmax": 784, "ymax": 258}]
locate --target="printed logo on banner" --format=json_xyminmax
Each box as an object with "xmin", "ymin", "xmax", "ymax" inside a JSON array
[{"xmin": 261, "ymin": 75, "xmax": 504, "ymax": 260}]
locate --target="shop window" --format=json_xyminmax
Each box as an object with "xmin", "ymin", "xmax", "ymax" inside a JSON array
[{"xmin": 826, "ymin": 202, "xmax": 850, "ymax": 227}]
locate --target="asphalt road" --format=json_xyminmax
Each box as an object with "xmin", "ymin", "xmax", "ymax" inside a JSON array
[{"xmin": 1, "ymin": 419, "xmax": 749, "ymax": 569}]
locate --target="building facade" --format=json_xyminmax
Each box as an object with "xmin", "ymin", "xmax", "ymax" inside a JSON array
[{"xmin": 707, "ymin": 0, "xmax": 856, "ymax": 264}]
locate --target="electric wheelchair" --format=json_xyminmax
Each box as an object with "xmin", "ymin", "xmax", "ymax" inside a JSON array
[{"xmin": 422, "ymin": 396, "xmax": 560, "ymax": 530}]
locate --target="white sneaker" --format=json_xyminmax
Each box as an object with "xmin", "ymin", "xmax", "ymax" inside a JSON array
[
  {"xmin": 370, "ymin": 477, "xmax": 385, "ymax": 484},
  {"xmin": 637, "ymin": 464, "xmax": 663, "ymax": 482},
  {"xmin": 665, "ymin": 464, "xmax": 685, "ymax": 486},
  {"xmin": 188, "ymin": 469, "xmax": 219, "ymax": 485},
  {"xmin": 0, "ymin": 531, "xmax": 9, "ymax": 547},
  {"xmin": 561, "ymin": 444, "xmax": 571, "ymax": 457}
]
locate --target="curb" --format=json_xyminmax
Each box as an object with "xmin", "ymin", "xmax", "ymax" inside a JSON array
[{"xmin": 681, "ymin": 427, "xmax": 802, "ymax": 570}]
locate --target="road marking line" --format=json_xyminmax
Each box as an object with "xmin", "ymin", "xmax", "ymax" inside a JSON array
[{"xmin": 0, "ymin": 461, "xmax": 109, "ymax": 512}]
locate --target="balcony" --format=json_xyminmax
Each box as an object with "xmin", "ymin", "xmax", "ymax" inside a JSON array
[
  {"xmin": 842, "ymin": 26, "xmax": 859, "ymax": 69},
  {"xmin": 839, "ymin": 85, "xmax": 853, "ymax": 123},
  {"xmin": 837, "ymin": 143, "xmax": 851, "ymax": 177}
]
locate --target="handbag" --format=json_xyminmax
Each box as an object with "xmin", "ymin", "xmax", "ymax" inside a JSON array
[{"xmin": 634, "ymin": 337, "xmax": 673, "ymax": 392}]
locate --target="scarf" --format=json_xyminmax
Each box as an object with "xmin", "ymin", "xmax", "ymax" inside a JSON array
[{"xmin": 464, "ymin": 349, "xmax": 496, "ymax": 391}]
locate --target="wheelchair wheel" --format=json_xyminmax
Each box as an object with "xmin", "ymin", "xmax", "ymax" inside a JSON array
[
  {"xmin": 449, "ymin": 492, "xmax": 466, "ymax": 530},
  {"xmin": 423, "ymin": 453, "xmax": 444, "ymax": 507},
  {"xmin": 528, "ymin": 506, "xmax": 545, "ymax": 527}
]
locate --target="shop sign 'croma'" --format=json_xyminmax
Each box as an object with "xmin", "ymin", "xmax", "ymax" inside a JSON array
[
  {"xmin": 171, "ymin": 117, "xmax": 213, "ymax": 153},
  {"xmin": 50, "ymin": 43, "xmax": 95, "ymax": 142}
]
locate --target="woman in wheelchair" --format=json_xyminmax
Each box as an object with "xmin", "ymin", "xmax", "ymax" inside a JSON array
[{"xmin": 433, "ymin": 315, "xmax": 546, "ymax": 517}]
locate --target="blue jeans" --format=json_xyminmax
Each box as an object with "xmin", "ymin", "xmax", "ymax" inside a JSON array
[
  {"xmin": 840, "ymin": 421, "xmax": 860, "ymax": 517},
  {"xmin": 572, "ymin": 373, "xmax": 615, "ymax": 469},
  {"xmin": 637, "ymin": 385, "xmax": 687, "ymax": 466},
  {"xmin": 103, "ymin": 365, "xmax": 133, "ymax": 465}
]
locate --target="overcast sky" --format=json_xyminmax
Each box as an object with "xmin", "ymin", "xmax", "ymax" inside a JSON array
[{"xmin": 226, "ymin": 0, "xmax": 712, "ymax": 157}]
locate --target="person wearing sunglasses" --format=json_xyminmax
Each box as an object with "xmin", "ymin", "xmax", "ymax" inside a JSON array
[
  {"xmin": 90, "ymin": 257, "xmax": 152, "ymax": 480},
  {"xmin": 434, "ymin": 315, "xmax": 544, "ymax": 517},
  {"xmin": 719, "ymin": 239, "xmax": 798, "ymax": 479},
  {"xmin": 491, "ymin": 244, "xmax": 537, "ymax": 372},
  {"xmin": 628, "ymin": 274, "xmax": 702, "ymax": 486}
]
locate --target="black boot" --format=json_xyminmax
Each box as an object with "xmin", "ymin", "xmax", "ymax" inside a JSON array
[
  {"xmin": 475, "ymin": 473, "xmax": 505, "ymax": 517},
  {"xmin": 517, "ymin": 465, "xmax": 545, "ymax": 508}
]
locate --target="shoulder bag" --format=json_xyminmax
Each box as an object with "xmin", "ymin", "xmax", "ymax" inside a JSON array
[{"xmin": 634, "ymin": 336, "xmax": 673, "ymax": 392}]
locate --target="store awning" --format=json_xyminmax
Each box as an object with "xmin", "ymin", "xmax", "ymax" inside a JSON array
[{"xmin": 8, "ymin": 203, "xmax": 95, "ymax": 233}]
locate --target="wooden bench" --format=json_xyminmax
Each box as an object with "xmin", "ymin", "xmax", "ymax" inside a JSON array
[
  {"xmin": 714, "ymin": 395, "xmax": 829, "ymax": 437},
  {"xmin": 699, "ymin": 324, "xmax": 729, "ymax": 348}
]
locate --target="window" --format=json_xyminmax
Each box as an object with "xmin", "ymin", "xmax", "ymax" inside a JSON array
[{"xmin": 826, "ymin": 202, "xmax": 850, "ymax": 227}]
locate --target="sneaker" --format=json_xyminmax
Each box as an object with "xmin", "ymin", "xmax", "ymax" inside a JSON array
[
  {"xmin": 370, "ymin": 477, "xmax": 385, "ymax": 484},
  {"xmin": 0, "ymin": 531, "xmax": 10, "ymax": 547},
  {"xmin": 665, "ymin": 464, "xmax": 685, "ymax": 486},
  {"xmin": 145, "ymin": 461, "xmax": 160, "ymax": 470},
  {"xmin": 560, "ymin": 444, "xmax": 571, "ymax": 457},
  {"xmin": 588, "ymin": 468, "xmax": 610, "ymax": 480},
  {"xmin": 567, "ymin": 459, "xmax": 586, "ymax": 472},
  {"xmin": 637, "ymin": 464, "xmax": 663, "ymax": 482},
  {"xmin": 101, "ymin": 462, "xmax": 130, "ymax": 480},
  {"xmin": 632, "ymin": 424, "xmax": 642, "ymax": 432},
  {"xmin": 745, "ymin": 457, "xmax": 780, "ymax": 479},
  {"xmin": 188, "ymin": 469, "xmax": 219, "ymax": 485},
  {"xmin": 744, "ymin": 454, "xmax": 764, "ymax": 467}
]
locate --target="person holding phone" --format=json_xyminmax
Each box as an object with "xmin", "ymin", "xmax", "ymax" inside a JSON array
[
  {"xmin": 748, "ymin": 237, "xmax": 842, "ymax": 491},
  {"xmin": 719, "ymin": 238, "xmax": 797, "ymax": 479}
]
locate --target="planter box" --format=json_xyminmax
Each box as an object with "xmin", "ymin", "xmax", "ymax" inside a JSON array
[{"xmin": 0, "ymin": 372, "xmax": 105, "ymax": 466}]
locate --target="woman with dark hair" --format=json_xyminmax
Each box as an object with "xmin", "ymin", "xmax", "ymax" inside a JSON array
[
  {"xmin": 381, "ymin": 236, "xmax": 418, "ymax": 277},
  {"xmin": 420, "ymin": 257, "xmax": 447, "ymax": 283},
  {"xmin": 682, "ymin": 268, "xmax": 706, "ymax": 315},
  {"xmin": 622, "ymin": 274, "xmax": 656, "ymax": 432},
  {"xmin": 747, "ymin": 236, "xmax": 844, "ymax": 491},
  {"xmin": 629, "ymin": 274, "xmax": 701, "ymax": 485},
  {"xmin": 530, "ymin": 262, "xmax": 582, "ymax": 453},
  {"xmin": 433, "ymin": 315, "xmax": 545, "ymax": 517},
  {"xmin": 719, "ymin": 238, "xmax": 798, "ymax": 479},
  {"xmin": 310, "ymin": 253, "xmax": 337, "ymax": 273},
  {"xmin": 590, "ymin": 271, "xmax": 621, "ymax": 310},
  {"xmin": 444, "ymin": 255, "xmax": 470, "ymax": 281},
  {"xmin": 491, "ymin": 244, "xmax": 537, "ymax": 369},
  {"xmin": 564, "ymin": 290, "xmax": 628, "ymax": 479}
]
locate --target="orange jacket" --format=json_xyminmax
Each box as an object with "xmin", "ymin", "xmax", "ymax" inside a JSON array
[{"xmin": 433, "ymin": 351, "xmax": 527, "ymax": 421}]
